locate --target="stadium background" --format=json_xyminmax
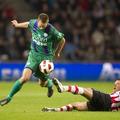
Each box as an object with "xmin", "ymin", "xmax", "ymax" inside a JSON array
[
  {"xmin": 0, "ymin": 0, "xmax": 120, "ymax": 120},
  {"xmin": 0, "ymin": 0, "xmax": 120, "ymax": 81}
]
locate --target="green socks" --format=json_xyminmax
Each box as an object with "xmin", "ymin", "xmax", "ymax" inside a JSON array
[
  {"xmin": 47, "ymin": 79, "xmax": 53, "ymax": 88},
  {"xmin": 7, "ymin": 78, "xmax": 53, "ymax": 101},
  {"xmin": 7, "ymin": 80, "xmax": 23, "ymax": 100}
]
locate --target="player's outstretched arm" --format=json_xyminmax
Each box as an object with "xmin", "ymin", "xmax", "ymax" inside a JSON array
[
  {"xmin": 11, "ymin": 20, "xmax": 29, "ymax": 28},
  {"xmin": 55, "ymin": 38, "xmax": 65, "ymax": 58}
]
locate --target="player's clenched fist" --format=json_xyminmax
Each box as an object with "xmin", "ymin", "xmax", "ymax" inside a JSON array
[{"xmin": 11, "ymin": 20, "xmax": 18, "ymax": 27}]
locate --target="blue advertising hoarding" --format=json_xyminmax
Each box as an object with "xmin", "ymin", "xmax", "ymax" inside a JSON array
[{"xmin": 0, "ymin": 62, "xmax": 120, "ymax": 81}]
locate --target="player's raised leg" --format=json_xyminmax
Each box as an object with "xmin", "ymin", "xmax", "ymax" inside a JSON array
[
  {"xmin": 38, "ymin": 77, "xmax": 53, "ymax": 97},
  {"xmin": 36, "ymin": 58, "xmax": 54, "ymax": 97},
  {"xmin": 46, "ymin": 78, "xmax": 53, "ymax": 97},
  {"xmin": 37, "ymin": 69, "xmax": 53, "ymax": 97},
  {"xmin": 0, "ymin": 68, "xmax": 32, "ymax": 106},
  {"xmin": 53, "ymin": 78, "xmax": 93, "ymax": 100},
  {"xmin": 42, "ymin": 102, "xmax": 88, "ymax": 112}
]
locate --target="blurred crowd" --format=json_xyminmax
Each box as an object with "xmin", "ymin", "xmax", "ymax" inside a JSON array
[
  {"xmin": 0, "ymin": 1, "xmax": 30, "ymax": 61},
  {"xmin": 0, "ymin": 0, "xmax": 120, "ymax": 62}
]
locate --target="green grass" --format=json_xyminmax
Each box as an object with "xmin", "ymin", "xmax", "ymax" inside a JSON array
[{"xmin": 0, "ymin": 81, "xmax": 119, "ymax": 120}]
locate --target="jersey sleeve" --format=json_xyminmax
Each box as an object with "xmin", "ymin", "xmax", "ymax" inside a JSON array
[
  {"xmin": 28, "ymin": 19, "xmax": 35, "ymax": 30},
  {"xmin": 53, "ymin": 28, "xmax": 64, "ymax": 42}
]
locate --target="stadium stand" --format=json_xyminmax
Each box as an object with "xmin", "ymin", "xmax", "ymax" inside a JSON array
[{"xmin": 0, "ymin": 0, "xmax": 120, "ymax": 62}]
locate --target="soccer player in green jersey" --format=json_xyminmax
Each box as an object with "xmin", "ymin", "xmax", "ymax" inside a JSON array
[{"xmin": 0, "ymin": 13, "xmax": 65, "ymax": 106}]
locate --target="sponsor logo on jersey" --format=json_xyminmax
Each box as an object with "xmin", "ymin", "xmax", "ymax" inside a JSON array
[
  {"xmin": 32, "ymin": 33, "xmax": 50, "ymax": 46},
  {"xmin": 44, "ymin": 33, "xmax": 48, "ymax": 37}
]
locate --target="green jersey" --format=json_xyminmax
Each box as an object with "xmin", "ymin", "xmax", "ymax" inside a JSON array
[{"xmin": 28, "ymin": 19, "xmax": 64, "ymax": 56}]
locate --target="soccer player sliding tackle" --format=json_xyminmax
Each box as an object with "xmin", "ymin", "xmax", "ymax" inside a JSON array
[
  {"xmin": 42, "ymin": 78, "xmax": 120, "ymax": 112},
  {"xmin": 0, "ymin": 13, "xmax": 65, "ymax": 106}
]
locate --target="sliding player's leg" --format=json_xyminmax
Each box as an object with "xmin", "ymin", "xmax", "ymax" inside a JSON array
[
  {"xmin": 0, "ymin": 68, "xmax": 32, "ymax": 106},
  {"xmin": 42, "ymin": 102, "xmax": 88, "ymax": 112},
  {"xmin": 53, "ymin": 78, "xmax": 93, "ymax": 100}
]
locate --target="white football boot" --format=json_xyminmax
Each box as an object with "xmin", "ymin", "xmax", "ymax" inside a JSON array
[{"xmin": 52, "ymin": 78, "xmax": 63, "ymax": 93}]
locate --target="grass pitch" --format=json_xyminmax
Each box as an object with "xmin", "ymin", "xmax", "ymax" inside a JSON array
[{"xmin": 0, "ymin": 81, "xmax": 119, "ymax": 120}]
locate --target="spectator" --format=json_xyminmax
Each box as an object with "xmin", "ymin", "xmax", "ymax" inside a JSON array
[{"xmin": 0, "ymin": 0, "xmax": 120, "ymax": 62}]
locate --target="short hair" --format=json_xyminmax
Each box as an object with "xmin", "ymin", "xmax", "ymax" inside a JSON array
[
  {"xmin": 38, "ymin": 13, "xmax": 49, "ymax": 23},
  {"xmin": 116, "ymin": 79, "xmax": 120, "ymax": 81}
]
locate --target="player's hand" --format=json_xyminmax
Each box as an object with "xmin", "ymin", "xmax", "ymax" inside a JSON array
[{"xmin": 11, "ymin": 20, "xmax": 18, "ymax": 27}]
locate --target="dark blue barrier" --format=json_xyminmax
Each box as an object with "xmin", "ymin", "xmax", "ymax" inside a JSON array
[
  {"xmin": 0, "ymin": 62, "xmax": 120, "ymax": 81},
  {"xmin": 0, "ymin": 63, "xmax": 24, "ymax": 81},
  {"xmin": 55, "ymin": 63, "xmax": 102, "ymax": 81}
]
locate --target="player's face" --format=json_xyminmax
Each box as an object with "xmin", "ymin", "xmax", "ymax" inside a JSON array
[
  {"xmin": 37, "ymin": 20, "xmax": 47, "ymax": 29},
  {"xmin": 114, "ymin": 80, "xmax": 120, "ymax": 92}
]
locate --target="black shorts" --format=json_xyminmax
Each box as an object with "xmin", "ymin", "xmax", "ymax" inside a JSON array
[{"xmin": 87, "ymin": 89, "xmax": 112, "ymax": 111}]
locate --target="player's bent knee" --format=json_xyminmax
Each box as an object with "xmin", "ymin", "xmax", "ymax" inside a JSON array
[
  {"xmin": 39, "ymin": 80, "xmax": 47, "ymax": 87},
  {"xmin": 20, "ymin": 76, "xmax": 30, "ymax": 83},
  {"xmin": 39, "ymin": 82, "xmax": 44, "ymax": 87}
]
